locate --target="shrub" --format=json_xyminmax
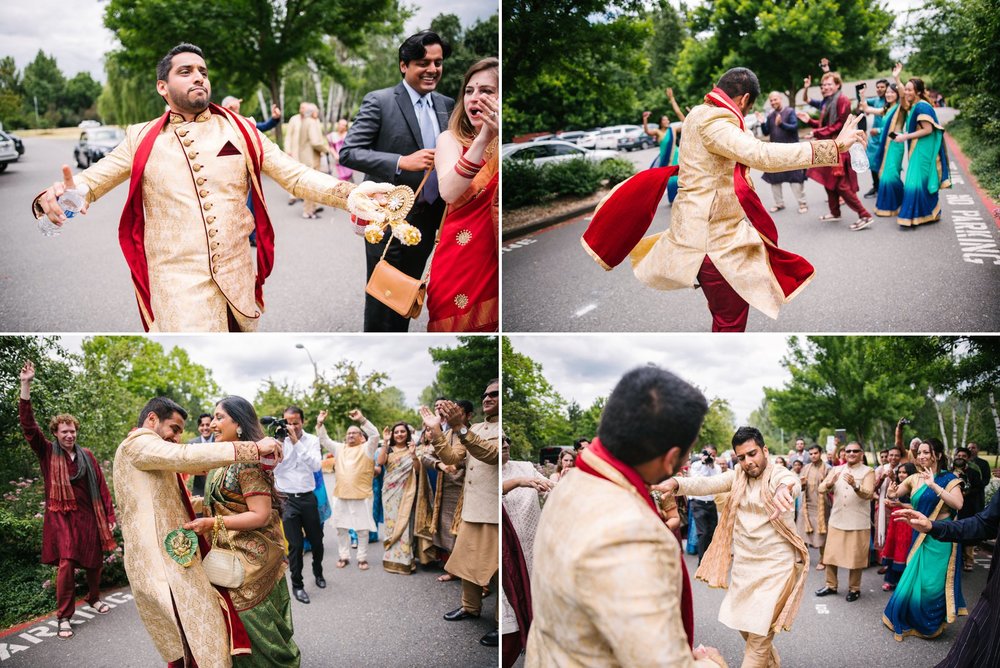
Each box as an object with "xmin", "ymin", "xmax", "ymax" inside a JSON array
[
  {"xmin": 597, "ymin": 158, "xmax": 637, "ymax": 187},
  {"xmin": 543, "ymin": 158, "xmax": 604, "ymax": 198},
  {"xmin": 502, "ymin": 157, "xmax": 549, "ymax": 209}
]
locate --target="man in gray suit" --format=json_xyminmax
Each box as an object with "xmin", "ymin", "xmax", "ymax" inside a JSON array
[{"xmin": 340, "ymin": 30, "xmax": 455, "ymax": 332}]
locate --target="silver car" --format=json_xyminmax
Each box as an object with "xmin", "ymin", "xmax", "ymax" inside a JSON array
[
  {"xmin": 0, "ymin": 133, "xmax": 18, "ymax": 173},
  {"xmin": 502, "ymin": 140, "xmax": 619, "ymax": 166}
]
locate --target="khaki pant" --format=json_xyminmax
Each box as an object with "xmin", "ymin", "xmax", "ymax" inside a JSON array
[
  {"xmin": 825, "ymin": 564, "xmax": 862, "ymax": 592},
  {"xmin": 964, "ymin": 544, "xmax": 975, "ymax": 567},
  {"xmin": 739, "ymin": 630, "xmax": 780, "ymax": 668},
  {"xmin": 461, "ymin": 577, "xmax": 485, "ymax": 615},
  {"xmin": 770, "ymin": 181, "xmax": 806, "ymax": 209}
]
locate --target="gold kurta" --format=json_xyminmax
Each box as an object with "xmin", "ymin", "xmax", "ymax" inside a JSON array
[
  {"xmin": 675, "ymin": 466, "xmax": 802, "ymax": 637},
  {"xmin": 67, "ymin": 109, "xmax": 356, "ymax": 332},
  {"xmin": 820, "ymin": 464, "xmax": 874, "ymax": 569},
  {"xmin": 112, "ymin": 429, "xmax": 266, "ymax": 668},
  {"xmin": 526, "ymin": 468, "xmax": 719, "ymax": 667},
  {"xmin": 631, "ymin": 103, "xmax": 840, "ymax": 319}
]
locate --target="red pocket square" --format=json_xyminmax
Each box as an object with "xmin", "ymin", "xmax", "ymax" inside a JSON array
[{"xmin": 217, "ymin": 141, "xmax": 242, "ymax": 157}]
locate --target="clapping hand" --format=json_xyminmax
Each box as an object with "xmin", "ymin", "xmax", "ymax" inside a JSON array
[
  {"xmin": 382, "ymin": 426, "xmax": 391, "ymax": 443},
  {"xmin": 843, "ymin": 472, "xmax": 856, "ymax": 487},
  {"xmin": 419, "ymin": 405, "xmax": 443, "ymax": 437},
  {"xmin": 441, "ymin": 401, "xmax": 466, "ymax": 428},
  {"xmin": 795, "ymin": 110, "xmax": 811, "ymax": 124}
]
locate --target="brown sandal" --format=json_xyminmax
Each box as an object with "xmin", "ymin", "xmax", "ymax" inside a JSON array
[
  {"xmin": 437, "ymin": 573, "xmax": 455, "ymax": 582},
  {"xmin": 358, "ymin": 561, "xmax": 369, "ymax": 570},
  {"xmin": 818, "ymin": 213, "xmax": 841, "ymax": 221},
  {"xmin": 336, "ymin": 559, "xmax": 349, "ymax": 568},
  {"xmin": 769, "ymin": 205, "xmax": 785, "ymax": 213},
  {"xmin": 57, "ymin": 619, "xmax": 74, "ymax": 640}
]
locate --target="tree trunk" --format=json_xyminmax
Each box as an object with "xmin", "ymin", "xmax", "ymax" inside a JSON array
[
  {"xmin": 929, "ymin": 386, "xmax": 948, "ymax": 450},
  {"xmin": 951, "ymin": 401, "xmax": 958, "ymax": 456},
  {"xmin": 307, "ymin": 59, "xmax": 325, "ymax": 121},
  {"xmin": 990, "ymin": 392, "xmax": 1000, "ymax": 452},
  {"xmin": 275, "ymin": 76, "xmax": 285, "ymax": 148},
  {"xmin": 961, "ymin": 400, "xmax": 971, "ymax": 449},
  {"xmin": 257, "ymin": 88, "xmax": 268, "ymax": 124}
]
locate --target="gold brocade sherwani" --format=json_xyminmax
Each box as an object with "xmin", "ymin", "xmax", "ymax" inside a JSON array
[
  {"xmin": 64, "ymin": 109, "xmax": 355, "ymax": 332},
  {"xmin": 433, "ymin": 417, "xmax": 499, "ymax": 587},
  {"xmin": 526, "ymin": 469, "xmax": 719, "ymax": 667},
  {"xmin": 112, "ymin": 429, "xmax": 266, "ymax": 668},
  {"xmin": 631, "ymin": 103, "xmax": 840, "ymax": 319}
]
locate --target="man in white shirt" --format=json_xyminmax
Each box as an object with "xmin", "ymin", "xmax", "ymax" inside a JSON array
[
  {"xmin": 273, "ymin": 405, "xmax": 324, "ymax": 604},
  {"xmin": 788, "ymin": 439, "xmax": 809, "ymax": 467},
  {"xmin": 185, "ymin": 413, "xmax": 214, "ymax": 497},
  {"xmin": 688, "ymin": 445, "xmax": 723, "ymax": 563}
]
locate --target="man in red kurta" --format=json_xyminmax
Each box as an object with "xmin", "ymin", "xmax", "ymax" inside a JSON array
[
  {"xmin": 798, "ymin": 71, "xmax": 872, "ymax": 229},
  {"xmin": 18, "ymin": 360, "xmax": 117, "ymax": 639}
]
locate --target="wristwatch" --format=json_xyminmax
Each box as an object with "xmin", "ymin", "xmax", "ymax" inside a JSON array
[{"xmin": 458, "ymin": 426, "xmax": 469, "ymax": 438}]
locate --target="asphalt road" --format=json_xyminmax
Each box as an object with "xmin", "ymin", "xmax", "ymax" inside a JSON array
[
  {"xmin": 0, "ymin": 135, "xmax": 429, "ymax": 332},
  {"xmin": 502, "ymin": 143, "xmax": 1000, "ymax": 332},
  {"xmin": 0, "ymin": 475, "xmax": 496, "ymax": 667},
  {"xmin": 514, "ymin": 545, "xmax": 990, "ymax": 667}
]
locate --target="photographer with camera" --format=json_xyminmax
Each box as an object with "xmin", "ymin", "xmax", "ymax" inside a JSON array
[
  {"xmin": 688, "ymin": 445, "xmax": 724, "ymax": 564},
  {"xmin": 953, "ymin": 447, "xmax": 984, "ymax": 571},
  {"xmin": 272, "ymin": 405, "xmax": 325, "ymax": 604}
]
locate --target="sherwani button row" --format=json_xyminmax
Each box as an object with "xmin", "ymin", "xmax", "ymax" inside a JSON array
[
  {"xmin": 209, "ymin": 229, "xmax": 218, "ymax": 237},
  {"xmin": 178, "ymin": 130, "xmax": 188, "ymax": 137},
  {"xmin": 204, "ymin": 203, "xmax": 213, "ymax": 211},
  {"xmin": 183, "ymin": 139, "xmax": 193, "ymax": 146},
  {"xmin": 196, "ymin": 177, "xmax": 206, "ymax": 185},
  {"xmin": 199, "ymin": 190, "xmax": 209, "ymax": 197},
  {"xmin": 188, "ymin": 151, "xmax": 198, "ymax": 159},
  {"xmin": 212, "ymin": 253, "xmax": 220, "ymax": 261},
  {"xmin": 206, "ymin": 215, "xmax": 216, "ymax": 224},
  {"xmin": 211, "ymin": 241, "xmax": 219, "ymax": 250},
  {"xmin": 193, "ymin": 164, "xmax": 202, "ymax": 172}
]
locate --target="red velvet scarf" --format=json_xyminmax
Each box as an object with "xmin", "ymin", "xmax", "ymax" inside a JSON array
[
  {"xmin": 119, "ymin": 103, "xmax": 274, "ymax": 331},
  {"xmin": 576, "ymin": 439, "xmax": 695, "ymax": 649},
  {"xmin": 175, "ymin": 474, "xmax": 251, "ymax": 656},
  {"xmin": 581, "ymin": 88, "xmax": 814, "ymax": 300}
]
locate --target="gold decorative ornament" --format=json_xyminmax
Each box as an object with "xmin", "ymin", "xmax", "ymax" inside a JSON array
[
  {"xmin": 383, "ymin": 185, "xmax": 415, "ymax": 222},
  {"xmin": 456, "ymin": 229, "xmax": 473, "ymax": 246},
  {"xmin": 454, "ymin": 293, "xmax": 469, "ymax": 309}
]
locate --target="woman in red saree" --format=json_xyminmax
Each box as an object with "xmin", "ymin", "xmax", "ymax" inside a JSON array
[{"xmin": 427, "ymin": 57, "xmax": 499, "ymax": 332}]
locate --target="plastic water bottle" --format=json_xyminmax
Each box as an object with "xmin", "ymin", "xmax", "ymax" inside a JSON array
[
  {"xmin": 849, "ymin": 143, "xmax": 869, "ymax": 173},
  {"xmin": 39, "ymin": 189, "xmax": 84, "ymax": 237}
]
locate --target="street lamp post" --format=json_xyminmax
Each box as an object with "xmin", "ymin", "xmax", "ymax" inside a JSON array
[{"xmin": 295, "ymin": 343, "xmax": 319, "ymax": 387}]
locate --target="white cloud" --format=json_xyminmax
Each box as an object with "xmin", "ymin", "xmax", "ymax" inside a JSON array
[{"xmin": 505, "ymin": 334, "xmax": 794, "ymax": 423}]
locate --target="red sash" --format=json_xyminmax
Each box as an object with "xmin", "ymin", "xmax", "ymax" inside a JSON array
[
  {"xmin": 175, "ymin": 474, "xmax": 251, "ymax": 655},
  {"xmin": 120, "ymin": 103, "xmax": 274, "ymax": 330},
  {"xmin": 581, "ymin": 88, "xmax": 814, "ymax": 300},
  {"xmin": 576, "ymin": 439, "xmax": 695, "ymax": 649}
]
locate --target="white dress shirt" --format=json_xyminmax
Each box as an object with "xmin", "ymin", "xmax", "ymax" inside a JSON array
[{"xmin": 273, "ymin": 430, "xmax": 322, "ymax": 494}]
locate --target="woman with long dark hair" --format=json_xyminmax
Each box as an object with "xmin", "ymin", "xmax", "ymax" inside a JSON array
[
  {"xmin": 183, "ymin": 396, "xmax": 299, "ymax": 667},
  {"xmin": 894, "ymin": 77, "xmax": 952, "ymax": 227},
  {"xmin": 376, "ymin": 422, "xmax": 423, "ymax": 573},
  {"xmin": 426, "ymin": 58, "xmax": 499, "ymax": 331},
  {"xmin": 861, "ymin": 83, "xmax": 909, "ymax": 219},
  {"xmin": 883, "ymin": 438, "xmax": 966, "ymax": 640},
  {"xmin": 879, "ymin": 462, "xmax": 917, "ymax": 590}
]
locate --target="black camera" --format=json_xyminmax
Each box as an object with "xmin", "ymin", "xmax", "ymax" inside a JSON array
[
  {"xmin": 260, "ymin": 416, "xmax": 289, "ymax": 440},
  {"xmin": 701, "ymin": 450, "xmax": 715, "ymax": 467},
  {"xmin": 899, "ymin": 417, "xmax": 910, "ymax": 425}
]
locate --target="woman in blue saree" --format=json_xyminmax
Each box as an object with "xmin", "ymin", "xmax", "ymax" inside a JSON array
[
  {"xmin": 641, "ymin": 88, "xmax": 686, "ymax": 203},
  {"xmin": 883, "ymin": 438, "xmax": 966, "ymax": 640},
  {"xmin": 861, "ymin": 84, "xmax": 907, "ymax": 218},
  {"xmin": 895, "ymin": 78, "xmax": 951, "ymax": 227}
]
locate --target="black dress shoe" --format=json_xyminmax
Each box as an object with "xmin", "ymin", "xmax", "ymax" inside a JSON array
[
  {"xmin": 815, "ymin": 586, "xmax": 838, "ymax": 597},
  {"xmin": 863, "ymin": 187, "xmax": 877, "ymax": 198},
  {"xmin": 479, "ymin": 630, "xmax": 499, "ymax": 647},
  {"xmin": 293, "ymin": 588, "xmax": 310, "ymax": 604},
  {"xmin": 443, "ymin": 607, "xmax": 479, "ymax": 621},
  {"xmin": 846, "ymin": 591, "xmax": 861, "ymax": 602},
  {"xmin": 315, "ymin": 576, "xmax": 327, "ymax": 589}
]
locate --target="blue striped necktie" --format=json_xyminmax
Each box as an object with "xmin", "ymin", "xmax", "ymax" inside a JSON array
[{"xmin": 417, "ymin": 97, "xmax": 439, "ymax": 203}]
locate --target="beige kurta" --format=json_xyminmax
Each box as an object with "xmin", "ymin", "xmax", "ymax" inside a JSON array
[
  {"xmin": 433, "ymin": 417, "xmax": 499, "ymax": 585},
  {"xmin": 295, "ymin": 116, "xmax": 328, "ymax": 170},
  {"xmin": 526, "ymin": 468, "xmax": 719, "ymax": 667},
  {"xmin": 631, "ymin": 103, "xmax": 841, "ymax": 319},
  {"xmin": 797, "ymin": 461, "xmax": 831, "ymax": 548},
  {"xmin": 317, "ymin": 420, "xmax": 379, "ymax": 531},
  {"xmin": 820, "ymin": 464, "xmax": 874, "ymax": 569},
  {"xmin": 112, "ymin": 429, "xmax": 267, "ymax": 668},
  {"xmin": 61, "ymin": 109, "xmax": 356, "ymax": 332},
  {"xmin": 675, "ymin": 466, "xmax": 802, "ymax": 637}
]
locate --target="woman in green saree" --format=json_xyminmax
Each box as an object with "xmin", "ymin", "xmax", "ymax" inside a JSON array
[
  {"xmin": 185, "ymin": 396, "xmax": 300, "ymax": 667},
  {"xmin": 895, "ymin": 78, "xmax": 951, "ymax": 227},
  {"xmin": 377, "ymin": 422, "xmax": 421, "ymax": 574}
]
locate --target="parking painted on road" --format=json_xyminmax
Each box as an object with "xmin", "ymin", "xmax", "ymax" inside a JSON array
[
  {"xmin": 502, "ymin": 238, "xmax": 538, "ymax": 252},
  {"xmin": 0, "ymin": 592, "xmax": 134, "ymax": 662}
]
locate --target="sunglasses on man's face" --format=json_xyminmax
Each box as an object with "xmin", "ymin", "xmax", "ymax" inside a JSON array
[
  {"xmin": 482, "ymin": 390, "xmax": 499, "ymax": 400},
  {"xmin": 845, "ymin": 449, "xmax": 863, "ymax": 454}
]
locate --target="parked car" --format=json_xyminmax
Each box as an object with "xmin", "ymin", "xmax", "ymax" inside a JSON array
[
  {"xmin": 0, "ymin": 132, "xmax": 19, "ymax": 172},
  {"xmin": 74, "ymin": 127, "xmax": 125, "ymax": 168},
  {"xmin": 618, "ymin": 128, "xmax": 657, "ymax": 151},
  {"xmin": 530, "ymin": 133, "xmax": 557, "ymax": 142},
  {"xmin": 502, "ymin": 140, "xmax": 618, "ymax": 166},
  {"xmin": 593, "ymin": 124, "xmax": 641, "ymax": 150},
  {"xmin": 78, "ymin": 119, "xmax": 101, "ymax": 128},
  {"xmin": 576, "ymin": 130, "xmax": 602, "ymax": 149},
  {"xmin": 0, "ymin": 129, "xmax": 24, "ymax": 155},
  {"xmin": 555, "ymin": 130, "xmax": 587, "ymax": 144}
]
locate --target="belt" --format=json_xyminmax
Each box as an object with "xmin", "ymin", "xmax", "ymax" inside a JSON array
[{"xmin": 285, "ymin": 491, "xmax": 315, "ymax": 498}]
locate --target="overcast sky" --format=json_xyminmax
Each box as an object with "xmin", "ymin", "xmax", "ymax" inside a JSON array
[
  {"xmin": 2, "ymin": 0, "xmax": 498, "ymax": 83},
  {"xmin": 506, "ymin": 335, "xmax": 795, "ymax": 424},
  {"xmin": 56, "ymin": 334, "xmax": 464, "ymax": 408}
]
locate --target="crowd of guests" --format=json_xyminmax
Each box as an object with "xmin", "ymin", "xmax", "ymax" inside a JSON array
[
  {"xmin": 503, "ymin": 388, "xmax": 999, "ymax": 667},
  {"xmin": 759, "ymin": 57, "xmax": 950, "ymax": 231},
  {"xmin": 15, "ymin": 359, "xmax": 500, "ymax": 664}
]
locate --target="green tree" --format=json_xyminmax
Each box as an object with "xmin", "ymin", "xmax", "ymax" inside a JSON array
[
  {"xmin": 104, "ymin": 0, "xmax": 405, "ymax": 144},
  {"xmin": 428, "ymin": 336, "xmax": 499, "ymax": 410},
  {"xmin": 640, "ymin": 0, "xmax": 687, "ymax": 112},
  {"xmin": 21, "ymin": 50, "xmax": 65, "ymax": 127},
  {"xmin": 501, "ymin": 337, "xmax": 566, "ymax": 460},
  {"xmin": 748, "ymin": 396, "xmax": 786, "ymax": 450},
  {"xmin": 60, "ymin": 72, "xmax": 103, "ymax": 124},
  {"xmin": 97, "ymin": 51, "xmax": 165, "ymax": 126},
  {"xmin": 431, "ymin": 13, "xmax": 499, "ymax": 100},
  {"xmin": 699, "ymin": 396, "xmax": 736, "ymax": 451},
  {"xmin": 0, "ymin": 56, "xmax": 26, "ymax": 128},
  {"xmin": 673, "ymin": 0, "xmax": 893, "ymax": 104}
]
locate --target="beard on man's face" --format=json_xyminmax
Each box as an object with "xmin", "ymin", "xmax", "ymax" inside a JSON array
[{"xmin": 168, "ymin": 86, "xmax": 210, "ymax": 114}]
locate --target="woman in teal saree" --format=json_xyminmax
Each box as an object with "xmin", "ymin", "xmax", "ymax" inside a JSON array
[
  {"xmin": 895, "ymin": 78, "xmax": 951, "ymax": 227},
  {"xmin": 883, "ymin": 438, "xmax": 966, "ymax": 641}
]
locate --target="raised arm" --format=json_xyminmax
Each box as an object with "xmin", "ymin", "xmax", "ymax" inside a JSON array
[
  {"xmin": 122, "ymin": 430, "xmax": 275, "ymax": 473},
  {"xmin": 674, "ymin": 469, "xmax": 736, "ymax": 497},
  {"xmin": 17, "ymin": 362, "xmax": 49, "ymax": 458},
  {"xmin": 667, "ymin": 88, "xmax": 686, "ymax": 122},
  {"xmin": 699, "ymin": 114, "xmax": 842, "ymax": 173}
]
